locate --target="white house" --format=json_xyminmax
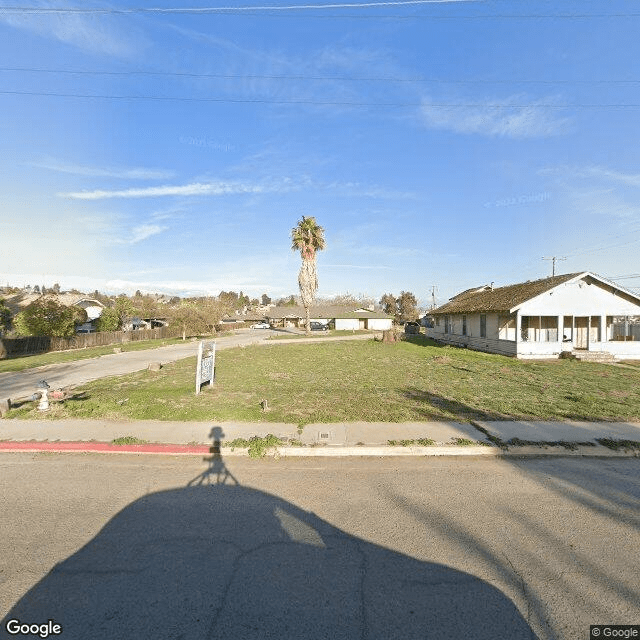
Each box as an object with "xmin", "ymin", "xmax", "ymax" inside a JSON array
[
  {"xmin": 427, "ymin": 272, "xmax": 640, "ymax": 360},
  {"xmin": 266, "ymin": 306, "xmax": 393, "ymax": 330}
]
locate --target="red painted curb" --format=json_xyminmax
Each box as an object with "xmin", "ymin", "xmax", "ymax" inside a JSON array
[{"xmin": 0, "ymin": 441, "xmax": 211, "ymax": 455}]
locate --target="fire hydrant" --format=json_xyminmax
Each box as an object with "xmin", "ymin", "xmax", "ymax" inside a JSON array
[{"xmin": 36, "ymin": 380, "xmax": 50, "ymax": 411}]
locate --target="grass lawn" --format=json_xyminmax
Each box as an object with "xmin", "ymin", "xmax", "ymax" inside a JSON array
[
  {"xmin": 6, "ymin": 337, "xmax": 640, "ymax": 425},
  {"xmin": 266, "ymin": 330, "xmax": 379, "ymax": 340},
  {"xmin": 0, "ymin": 337, "xmax": 188, "ymax": 374}
]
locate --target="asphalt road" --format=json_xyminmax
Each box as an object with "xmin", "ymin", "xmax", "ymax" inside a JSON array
[{"xmin": 1, "ymin": 454, "xmax": 638, "ymax": 639}]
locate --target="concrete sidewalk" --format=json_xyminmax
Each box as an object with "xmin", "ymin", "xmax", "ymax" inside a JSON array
[{"xmin": 1, "ymin": 418, "xmax": 638, "ymax": 457}]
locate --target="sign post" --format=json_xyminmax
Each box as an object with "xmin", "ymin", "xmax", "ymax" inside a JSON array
[{"xmin": 195, "ymin": 340, "xmax": 216, "ymax": 394}]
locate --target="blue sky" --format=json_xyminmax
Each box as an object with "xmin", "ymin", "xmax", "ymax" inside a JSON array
[{"xmin": 2, "ymin": 0, "xmax": 640, "ymax": 307}]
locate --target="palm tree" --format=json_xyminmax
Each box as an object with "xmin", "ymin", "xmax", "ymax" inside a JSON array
[{"xmin": 291, "ymin": 216, "xmax": 326, "ymax": 335}]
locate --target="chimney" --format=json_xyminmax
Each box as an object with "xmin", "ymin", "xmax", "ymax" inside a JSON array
[{"xmin": 490, "ymin": 282, "xmax": 494, "ymax": 291}]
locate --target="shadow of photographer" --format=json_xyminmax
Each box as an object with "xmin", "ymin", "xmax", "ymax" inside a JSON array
[
  {"xmin": 2, "ymin": 481, "xmax": 537, "ymax": 639},
  {"xmin": 188, "ymin": 426, "xmax": 238, "ymax": 487}
]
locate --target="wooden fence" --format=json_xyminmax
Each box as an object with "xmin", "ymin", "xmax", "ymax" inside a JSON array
[{"xmin": 2, "ymin": 326, "xmax": 181, "ymax": 357}]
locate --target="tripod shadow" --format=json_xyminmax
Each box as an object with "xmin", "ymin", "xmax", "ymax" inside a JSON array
[{"xmin": 188, "ymin": 426, "xmax": 238, "ymax": 486}]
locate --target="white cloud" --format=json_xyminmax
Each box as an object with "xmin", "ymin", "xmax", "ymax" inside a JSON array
[
  {"xmin": 59, "ymin": 180, "xmax": 294, "ymax": 200},
  {"xmin": 0, "ymin": 1, "xmax": 144, "ymax": 57},
  {"xmin": 323, "ymin": 264, "xmax": 391, "ymax": 270},
  {"xmin": 30, "ymin": 159, "xmax": 175, "ymax": 180},
  {"xmin": 126, "ymin": 224, "xmax": 167, "ymax": 244},
  {"xmin": 571, "ymin": 189, "xmax": 640, "ymax": 220},
  {"xmin": 103, "ymin": 278, "xmax": 275, "ymax": 297},
  {"xmin": 420, "ymin": 95, "xmax": 570, "ymax": 139},
  {"xmin": 541, "ymin": 165, "xmax": 640, "ymax": 188}
]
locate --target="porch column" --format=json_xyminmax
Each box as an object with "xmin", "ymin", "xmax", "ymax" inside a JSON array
[
  {"xmin": 557, "ymin": 315, "xmax": 562, "ymax": 343},
  {"xmin": 516, "ymin": 312, "xmax": 522, "ymax": 353},
  {"xmin": 600, "ymin": 315, "xmax": 606, "ymax": 343}
]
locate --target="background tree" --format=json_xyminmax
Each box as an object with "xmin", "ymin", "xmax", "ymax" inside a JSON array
[
  {"xmin": 13, "ymin": 299, "xmax": 87, "ymax": 337},
  {"xmin": 168, "ymin": 299, "xmax": 227, "ymax": 340},
  {"xmin": 321, "ymin": 293, "xmax": 374, "ymax": 309},
  {"xmin": 397, "ymin": 291, "xmax": 418, "ymax": 322},
  {"xmin": 0, "ymin": 299, "xmax": 12, "ymax": 335},
  {"xmin": 112, "ymin": 297, "xmax": 136, "ymax": 329},
  {"xmin": 94, "ymin": 307, "xmax": 120, "ymax": 332},
  {"xmin": 218, "ymin": 291, "xmax": 239, "ymax": 309},
  {"xmin": 261, "ymin": 293, "xmax": 272, "ymax": 306},
  {"xmin": 380, "ymin": 294, "xmax": 397, "ymax": 317},
  {"xmin": 291, "ymin": 216, "xmax": 326, "ymax": 334}
]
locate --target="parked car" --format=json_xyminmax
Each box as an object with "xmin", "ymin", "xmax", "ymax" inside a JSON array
[
  {"xmin": 251, "ymin": 322, "xmax": 270, "ymax": 329},
  {"xmin": 404, "ymin": 321, "xmax": 421, "ymax": 335},
  {"xmin": 310, "ymin": 321, "xmax": 329, "ymax": 331}
]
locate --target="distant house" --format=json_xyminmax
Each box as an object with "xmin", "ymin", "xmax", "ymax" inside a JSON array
[
  {"xmin": 266, "ymin": 306, "xmax": 393, "ymax": 330},
  {"xmin": 427, "ymin": 272, "xmax": 640, "ymax": 360},
  {"xmin": 4, "ymin": 293, "xmax": 105, "ymax": 333}
]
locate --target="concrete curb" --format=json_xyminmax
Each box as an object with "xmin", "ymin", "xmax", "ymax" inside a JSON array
[{"xmin": 0, "ymin": 441, "xmax": 637, "ymax": 458}]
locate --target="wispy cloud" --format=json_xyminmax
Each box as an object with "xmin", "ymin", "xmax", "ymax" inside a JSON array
[
  {"xmin": 420, "ymin": 95, "xmax": 570, "ymax": 139},
  {"xmin": 571, "ymin": 189, "xmax": 640, "ymax": 219},
  {"xmin": 126, "ymin": 224, "xmax": 167, "ymax": 244},
  {"xmin": 325, "ymin": 181, "xmax": 417, "ymax": 200},
  {"xmin": 541, "ymin": 165, "xmax": 640, "ymax": 188},
  {"xmin": 0, "ymin": 0, "xmax": 145, "ymax": 57},
  {"xmin": 59, "ymin": 179, "xmax": 295, "ymax": 200},
  {"xmin": 323, "ymin": 263, "xmax": 391, "ymax": 270},
  {"xmin": 31, "ymin": 159, "xmax": 175, "ymax": 180}
]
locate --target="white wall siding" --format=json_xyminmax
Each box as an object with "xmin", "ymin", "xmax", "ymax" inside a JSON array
[
  {"xmin": 518, "ymin": 279, "xmax": 640, "ymax": 316},
  {"xmin": 427, "ymin": 318, "xmax": 517, "ymax": 357},
  {"xmin": 335, "ymin": 318, "xmax": 360, "ymax": 330},
  {"xmin": 367, "ymin": 318, "xmax": 393, "ymax": 330}
]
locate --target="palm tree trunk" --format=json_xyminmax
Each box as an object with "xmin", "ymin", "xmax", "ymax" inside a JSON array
[{"xmin": 305, "ymin": 305, "xmax": 311, "ymax": 335}]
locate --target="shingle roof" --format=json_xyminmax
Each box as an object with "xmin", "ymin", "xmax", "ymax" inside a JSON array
[
  {"xmin": 266, "ymin": 305, "xmax": 392, "ymax": 319},
  {"xmin": 431, "ymin": 273, "xmax": 583, "ymax": 315},
  {"xmin": 2, "ymin": 293, "xmax": 103, "ymax": 315}
]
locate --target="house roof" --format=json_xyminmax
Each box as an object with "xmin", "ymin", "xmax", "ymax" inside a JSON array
[
  {"xmin": 266, "ymin": 305, "xmax": 393, "ymax": 320},
  {"xmin": 2, "ymin": 292, "xmax": 104, "ymax": 316},
  {"xmin": 431, "ymin": 273, "xmax": 584, "ymax": 315}
]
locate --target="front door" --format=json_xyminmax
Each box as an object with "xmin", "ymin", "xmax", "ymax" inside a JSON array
[{"xmin": 574, "ymin": 317, "xmax": 589, "ymax": 349}]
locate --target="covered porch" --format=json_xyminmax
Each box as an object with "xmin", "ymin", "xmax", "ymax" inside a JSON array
[{"xmin": 514, "ymin": 313, "xmax": 640, "ymax": 358}]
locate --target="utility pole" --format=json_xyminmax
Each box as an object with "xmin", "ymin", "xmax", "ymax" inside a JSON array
[
  {"xmin": 542, "ymin": 256, "xmax": 566, "ymax": 277},
  {"xmin": 429, "ymin": 285, "xmax": 438, "ymax": 309}
]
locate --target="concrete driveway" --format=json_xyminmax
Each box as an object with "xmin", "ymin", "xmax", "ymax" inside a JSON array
[{"xmin": 0, "ymin": 331, "xmax": 273, "ymax": 399}]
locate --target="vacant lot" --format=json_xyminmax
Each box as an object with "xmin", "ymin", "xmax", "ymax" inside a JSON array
[
  {"xmin": 0, "ymin": 337, "xmax": 187, "ymax": 373},
  {"xmin": 6, "ymin": 338, "xmax": 640, "ymax": 425}
]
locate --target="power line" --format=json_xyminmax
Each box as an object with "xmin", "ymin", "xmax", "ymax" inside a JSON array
[
  {"xmin": 3, "ymin": 66, "xmax": 640, "ymax": 85},
  {"xmin": 1, "ymin": 5, "xmax": 640, "ymax": 18},
  {"xmin": 4, "ymin": 88, "xmax": 640, "ymax": 107},
  {"xmin": 0, "ymin": 1, "xmax": 490, "ymax": 15}
]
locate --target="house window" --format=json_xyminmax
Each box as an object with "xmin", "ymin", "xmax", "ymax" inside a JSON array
[
  {"xmin": 498, "ymin": 315, "xmax": 516, "ymax": 341},
  {"xmin": 435, "ymin": 317, "xmax": 440, "ymax": 327},
  {"xmin": 462, "ymin": 315, "xmax": 467, "ymax": 336},
  {"xmin": 444, "ymin": 316, "xmax": 450, "ymax": 334},
  {"xmin": 480, "ymin": 314, "xmax": 486, "ymax": 338},
  {"xmin": 521, "ymin": 316, "xmax": 559, "ymax": 342},
  {"xmin": 610, "ymin": 316, "xmax": 640, "ymax": 341}
]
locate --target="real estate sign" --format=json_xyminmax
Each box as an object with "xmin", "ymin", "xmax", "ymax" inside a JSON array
[{"xmin": 195, "ymin": 340, "xmax": 216, "ymax": 394}]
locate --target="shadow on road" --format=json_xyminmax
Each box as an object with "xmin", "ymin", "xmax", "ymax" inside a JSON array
[
  {"xmin": 188, "ymin": 426, "xmax": 238, "ymax": 486},
  {"xmin": 2, "ymin": 483, "xmax": 537, "ymax": 639}
]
